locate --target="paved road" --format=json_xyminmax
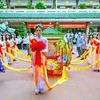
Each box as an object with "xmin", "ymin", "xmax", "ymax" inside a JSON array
[{"xmin": 0, "ymin": 50, "xmax": 100, "ymax": 100}]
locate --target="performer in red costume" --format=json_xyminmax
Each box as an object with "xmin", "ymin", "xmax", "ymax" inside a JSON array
[
  {"xmin": 92, "ymin": 32, "xmax": 100, "ymax": 72},
  {"xmin": 5, "ymin": 33, "xmax": 13, "ymax": 65},
  {"xmin": 11, "ymin": 34, "xmax": 17, "ymax": 61},
  {"xmin": 0, "ymin": 33, "xmax": 5, "ymax": 72},
  {"xmin": 87, "ymin": 34, "xmax": 94, "ymax": 64}
]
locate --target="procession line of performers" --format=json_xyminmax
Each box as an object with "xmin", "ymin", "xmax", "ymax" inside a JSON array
[
  {"xmin": 0, "ymin": 33, "xmax": 17, "ymax": 72},
  {"xmin": 88, "ymin": 32, "xmax": 100, "ymax": 72},
  {"xmin": 0, "ymin": 27, "xmax": 100, "ymax": 95},
  {"xmin": 0, "ymin": 26, "xmax": 68, "ymax": 95},
  {"xmin": 64, "ymin": 32, "xmax": 100, "ymax": 72}
]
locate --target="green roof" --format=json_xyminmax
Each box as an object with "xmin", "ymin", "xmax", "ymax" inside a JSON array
[
  {"xmin": 0, "ymin": 12, "xmax": 100, "ymax": 19},
  {"xmin": 43, "ymin": 27, "xmax": 58, "ymax": 34}
]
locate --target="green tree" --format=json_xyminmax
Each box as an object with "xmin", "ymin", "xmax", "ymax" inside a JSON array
[
  {"xmin": 55, "ymin": 24, "xmax": 62, "ymax": 33},
  {"xmin": 35, "ymin": 1, "xmax": 46, "ymax": 9},
  {"xmin": 78, "ymin": 3, "xmax": 87, "ymax": 9},
  {"xmin": 0, "ymin": 0, "xmax": 3, "ymax": 9},
  {"xmin": 27, "ymin": 0, "xmax": 32, "ymax": 9},
  {"xmin": 18, "ymin": 22, "xmax": 27, "ymax": 38}
]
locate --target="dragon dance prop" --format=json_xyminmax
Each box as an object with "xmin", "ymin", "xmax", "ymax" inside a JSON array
[{"xmin": 0, "ymin": 21, "xmax": 15, "ymax": 34}]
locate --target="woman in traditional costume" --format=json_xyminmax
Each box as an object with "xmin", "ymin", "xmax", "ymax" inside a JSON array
[
  {"xmin": 5, "ymin": 33, "xmax": 13, "ymax": 65},
  {"xmin": 11, "ymin": 34, "xmax": 17, "ymax": 61},
  {"xmin": 0, "ymin": 34, "xmax": 5, "ymax": 73},
  {"xmin": 92, "ymin": 33, "xmax": 97, "ymax": 71},
  {"xmin": 30, "ymin": 25, "xmax": 49, "ymax": 94},
  {"xmin": 87, "ymin": 34, "xmax": 94, "ymax": 64},
  {"xmin": 92, "ymin": 32, "xmax": 100, "ymax": 72}
]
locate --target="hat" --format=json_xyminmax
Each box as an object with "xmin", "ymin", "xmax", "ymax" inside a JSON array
[{"xmin": 78, "ymin": 32, "xmax": 81, "ymax": 35}]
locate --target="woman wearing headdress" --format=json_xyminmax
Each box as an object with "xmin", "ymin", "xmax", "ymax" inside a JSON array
[
  {"xmin": 91, "ymin": 33, "xmax": 97, "ymax": 71},
  {"xmin": 11, "ymin": 34, "xmax": 17, "ymax": 61},
  {"xmin": 30, "ymin": 24, "xmax": 50, "ymax": 94},
  {"xmin": 92, "ymin": 32, "xmax": 100, "ymax": 72},
  {"xmin": 0, "ymin": 33, "xmax": 5, "ymax": 73},
  {"xmin": 5, "ymin": 33, "xmax": 13, "ymax": 65},
  {"xmin": 87, "ymin": 34, "xmax": 94, "ymax": 64}
]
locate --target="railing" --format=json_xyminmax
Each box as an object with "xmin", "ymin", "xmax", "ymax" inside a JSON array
[{"xmin": 0, "ymin": 9, "xmax": 100, "ymax": 13}]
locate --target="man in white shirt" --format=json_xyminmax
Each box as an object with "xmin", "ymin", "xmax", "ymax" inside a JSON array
[
  {"xmin": 16, "ymin": 35, "xmax": 22, "ymax": 49},
  {"xmin": 26, "ymin": 32, "xmax": 34, "ymax": 55}
]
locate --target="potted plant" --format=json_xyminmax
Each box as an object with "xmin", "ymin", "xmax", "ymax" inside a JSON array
[
  {"xmin": 78, "ymin": 3, "xmax": 87, "ymax": 9},
  {"xmin": 35, "ymin": 1, "xmax": 46, "ymax": 9}
]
